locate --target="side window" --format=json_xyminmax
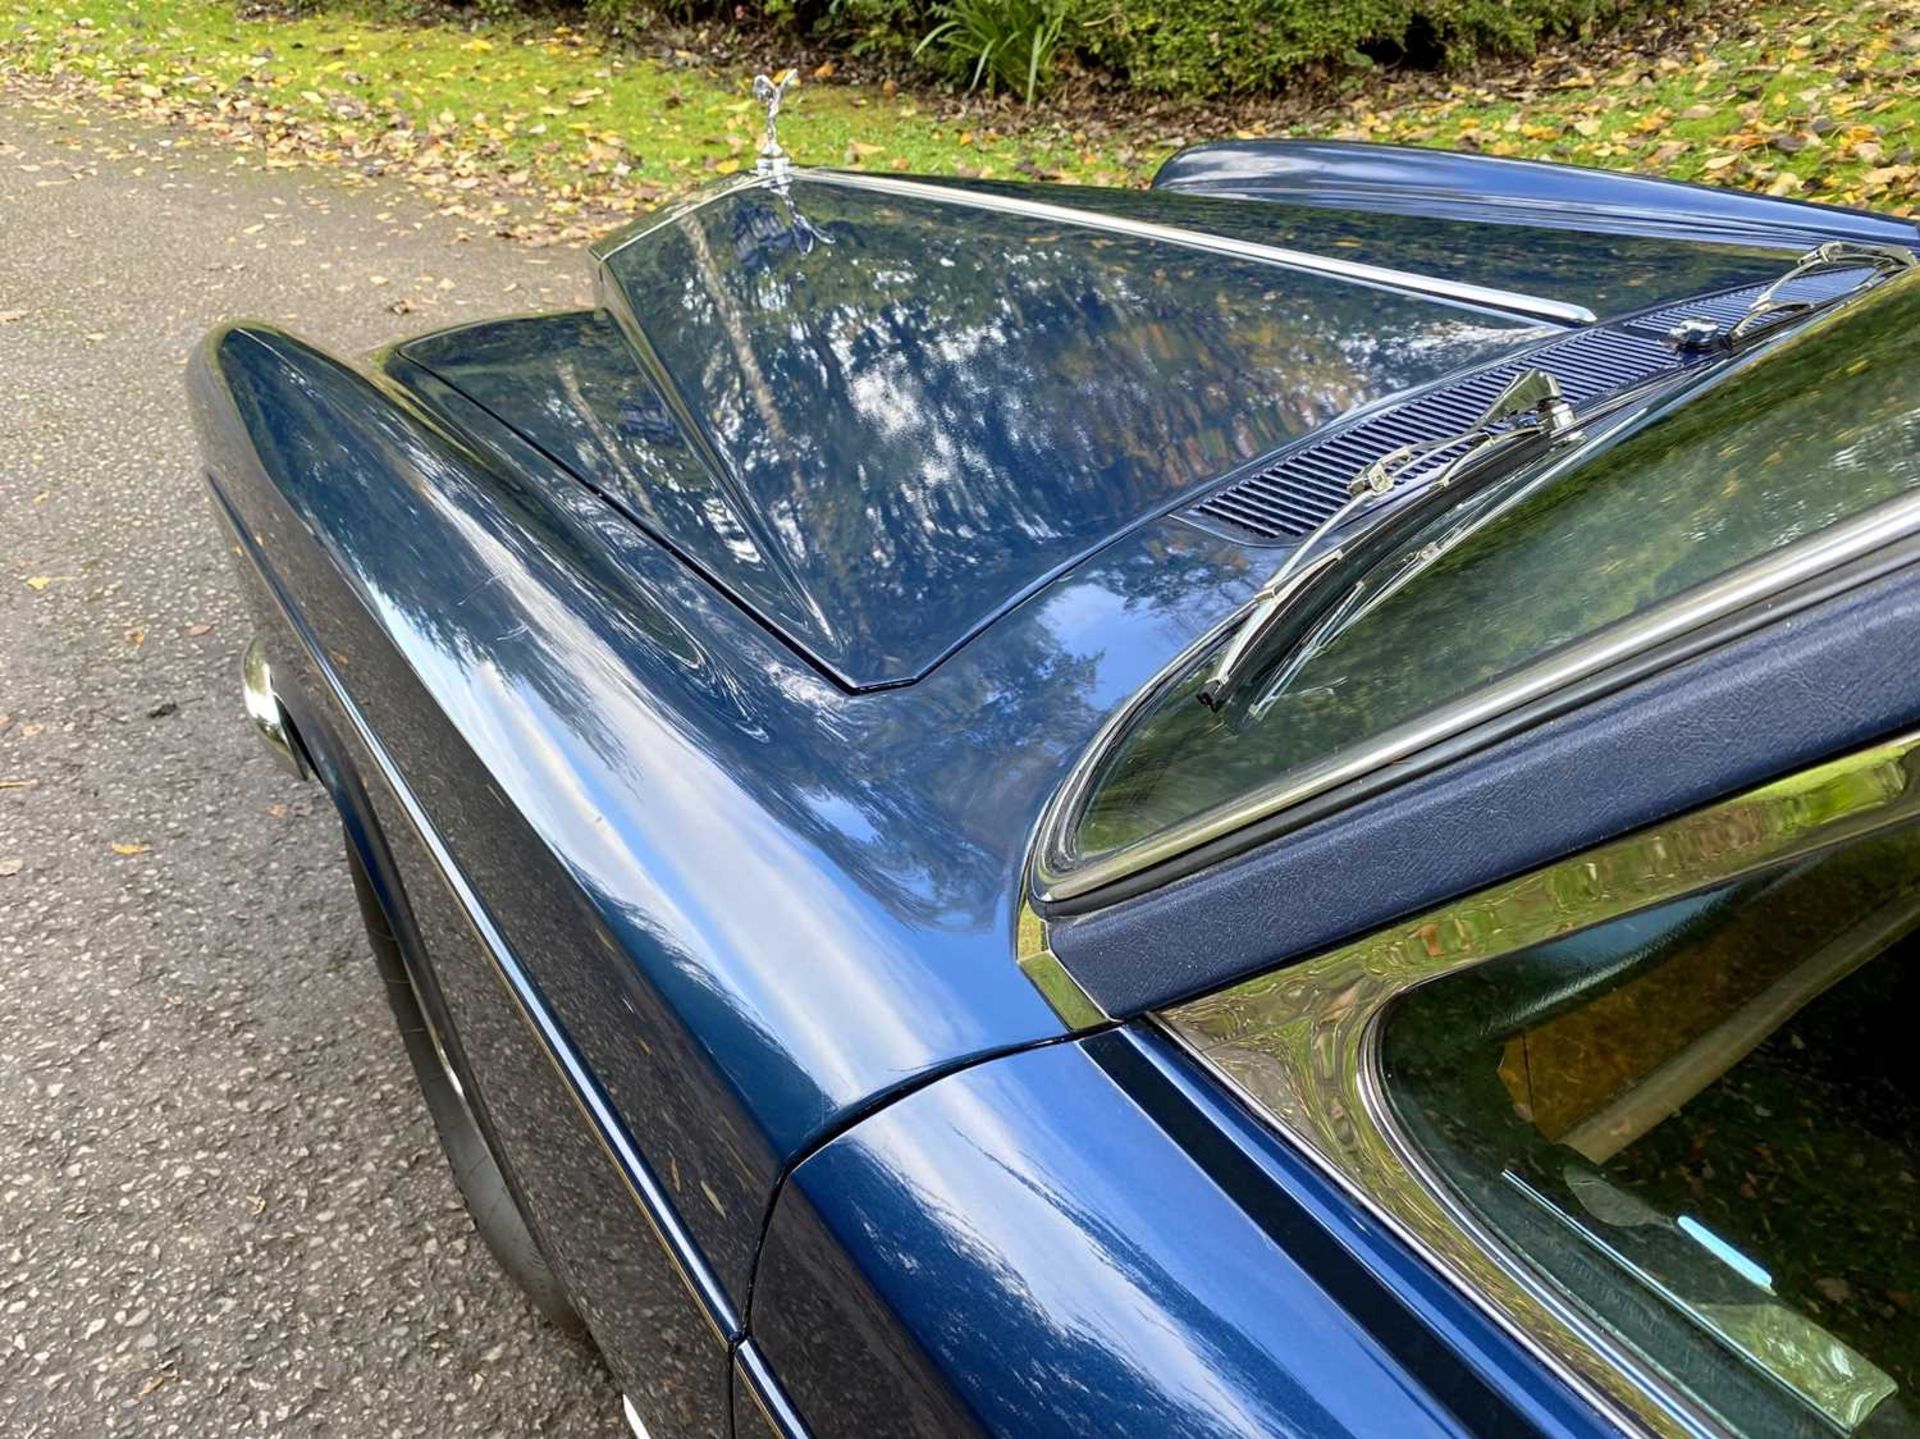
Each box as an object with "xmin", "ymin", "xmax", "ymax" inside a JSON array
[
  {"xmin": 1165, "ymin": 735, "xmax": 1920, "ymax": 1438},
  {"xmin": 1388, "ymin": 826, "xmax": 1920, "ymax": 1438}
]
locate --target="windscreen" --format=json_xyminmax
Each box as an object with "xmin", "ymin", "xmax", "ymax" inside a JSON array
[{"xmin": 1067, "ymin": 273, "xmax": 1920, "ymax": 867}]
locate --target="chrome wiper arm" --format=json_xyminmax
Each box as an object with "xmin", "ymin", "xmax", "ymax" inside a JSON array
[
  {"xmin": 1730, "ymin": 239, "xmax": 1916, "ymax": 341},
  {"xmin": 1353, "ymin": 368, "xmax": 1580, "ymax": 499},
  {"xmin": 1197, "ymin": 369, "xmax": 1583, "ymax": 712},
  {"xmin": 1672, "ymin": 240, "xmax": 1918, "ymax": 351},
  {"xmin": 1194, "ymin": 545, "xmax": 1353, "ymax": 710}
]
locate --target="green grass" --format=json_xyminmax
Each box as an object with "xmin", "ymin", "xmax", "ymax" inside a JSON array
[
  {"xmin": 0, "ymin": 0, "xmax": 1912, "ymax": 237},
  {"xmin": 0, "ymin": 0, "xmax": 1160, "ymax": 237},
  {"xmin": 1324, "ymin": 6, "xmax": 1918, "ymax": 214}
]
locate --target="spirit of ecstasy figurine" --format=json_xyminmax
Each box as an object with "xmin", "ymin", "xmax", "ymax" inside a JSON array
[{"xmin": 753, "ymin": 70, "xmax": 798, "ymax": 179}]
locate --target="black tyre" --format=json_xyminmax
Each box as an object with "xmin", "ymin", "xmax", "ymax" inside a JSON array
[{"xmin": 342, "ymin": 837, "xmax": 584, "ymax": 1333}]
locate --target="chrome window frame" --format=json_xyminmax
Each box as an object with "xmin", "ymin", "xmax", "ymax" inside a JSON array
[{"xmin": 1160, "ymin": 729, "xmax": 1920, "ymax": 1439}]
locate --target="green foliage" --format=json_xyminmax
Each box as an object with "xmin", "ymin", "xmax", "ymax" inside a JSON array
[
  {"xmin": 580, "ymin": 0, "xmax": 654, "ymax": 33},
  {"xmin": 6, "ymin": 0, "xmax": 1911, "ymax": 214},
  {"xmin": 467, "ymin": 0, "xmax": 531, "ymax": 21},
  {"xmin": 824, "ymin": 0, "xmax": 927, "ymax": 55},
  {"xmin": 916, "ymin": 0, "xmax": 1074, "ymax": 101},
  {"xmin": 223, "ymin": 0, "xmax": 1669, "ymax": 98},
  {"xmin": 1082, "ymin": 0, "xmax": 1636, "ymax": 96}
]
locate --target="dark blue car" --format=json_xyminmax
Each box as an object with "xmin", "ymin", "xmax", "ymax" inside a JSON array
[{"xmin": 191, "ymin": 139, "xmax": 1920, "ymax": 1439}]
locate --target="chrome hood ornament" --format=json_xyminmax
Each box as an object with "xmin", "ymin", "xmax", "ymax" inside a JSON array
[{"xmin": 753, "ymin": 69, "xmax": 798, "ymax": 180}]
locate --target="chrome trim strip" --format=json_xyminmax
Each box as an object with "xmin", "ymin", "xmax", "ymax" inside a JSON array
[
  {"xmin": 1036, "ymin": 486, "xmax": 1920, "ymax": 903},
  {"xmin": 799, "ymin": 169, "xmax": 1598, "ymax": 326},
  {"xmin": 735, "ymin": 1339, "xmax": 814, "ymax": 1439},
  {"xmin": 1162, "ymin": 730, "xmax": 1920, "ymax": 1439},
  {"xmin": 591, "ymin": 173, "xmax": 764, "ymax": 262},
  {"xmin": 1015, "ymin": 903, "xmax": 1109, "ymax": 1031},
  {"xmin": 240, "ymin": 636, "xmax": 309, "ymax": 781},
  {"xmin": 208, "ymin": 480, "xmax": 740, "ymax": 1344}
]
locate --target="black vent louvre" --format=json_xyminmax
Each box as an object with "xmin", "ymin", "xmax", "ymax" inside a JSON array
[
  {"xmin": 1189, "ymin": 326, "xmax": 1680, "ymax": 543},
  {"xmin": 1190, "ymin": 269, "xmax": 1871, "ymax": 545}
]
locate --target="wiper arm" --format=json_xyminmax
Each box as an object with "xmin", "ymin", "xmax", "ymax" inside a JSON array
[
  {"xmin": 1730, "ymin": 240, "xmax": 1917, "ymax": 340},
  {"xmin": 1197, "ymin": 369, "xmax": 1583, "ymax": 712},
  {"xmin": 1352, "ymin": 368, "xmax": 1579, "ymax": 500},
  {"xmin": 1669, "ymin": 239, "xmax": 1917, "ymax": 351}
]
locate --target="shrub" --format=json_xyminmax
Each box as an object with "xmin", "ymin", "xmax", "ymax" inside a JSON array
[
  {"xmin": 583, "ymin": 0, "xmax": 710, "ymax": 31},
  {"xmin": 916, "ymin": 0, "xmax": 1076, "ymax": 101},
  {"xmin": 1082, "ymin": 0, "xmax": 1637, "ymax": 96},
  {"xmin": 455, "ymin": 0, "xmax": 1653, "ymax": 99},
  {"xmin": 825, "ymin": 0, "xmax": 932, "ymax": 56}
]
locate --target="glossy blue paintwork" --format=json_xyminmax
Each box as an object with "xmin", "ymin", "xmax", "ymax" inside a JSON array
[
  {"xmin": 189, "ymin": 156, "xmax": 1912, "ymax": 1439},
  {"xmin": 190, "ymin": 317, "xmax": 1269, "ymax": 1321},
  {"xmin": 953, "ymin": 173, "xmax": 1808, "ymax": 320},
  {"xmin": 397, "ymin": 172, "xmax": 1855, "ymax": 698},
  {"xmin": 752, "ymin": 1024, "xmax": 1619, "ymax": 1439},
  {"xmin": 1153, "ymin": 139, "xmax": 1920, "ymax": 252},
  {"xmin": 399, "ymin": 297, "xmax": 1520, "ymax": 694},
  {"xmin": 415, "ymin": 177, "xmax": 1541, "ymax": 689},
  {"xmin": 218, "ymin": 558, "xmax": 735, "ymax": 1435}
]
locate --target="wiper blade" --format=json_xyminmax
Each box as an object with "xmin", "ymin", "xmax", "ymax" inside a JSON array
[
  {"xmin": 1196, "ymin": 368, "xmax": 1583, "ymax": 712},
  {"xmin": 1194, "ymin": 545, "xmax": 1353, "ymax": 712},
  {"xmin": 1669, "ymin": 239, "xmax": 1917, "ymax": 352},
  {"xmin": 1730, "ymin": 240, "xmax": 1917, "ymax": 341}
]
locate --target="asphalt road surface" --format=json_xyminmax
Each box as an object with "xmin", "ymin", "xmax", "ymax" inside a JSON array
[{"xmin": 0, "ymin": 87, "xmax": 630, "ymax": 1436}]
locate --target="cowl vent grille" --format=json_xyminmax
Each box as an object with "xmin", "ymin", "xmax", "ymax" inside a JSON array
[
  {"xmin": 1188, "ymin": 326, "xmax": 1681, "ymax": 543},
  {"xmin": 1188, "ymin": 272, "xmax": 1868, "ymax": 546},
  {"xmin": 1624, "ymin": 267, "xmax": 1867, "ymax": 342}
]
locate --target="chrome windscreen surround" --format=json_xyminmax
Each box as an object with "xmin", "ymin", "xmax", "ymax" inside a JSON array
[
  {"xmin": 1159, "ymin": 730, "xmax": 1920, "ymax": 1439},
  {"xmin": 1015, "ymin": 903, "xmax": 1110, "ymax": 1031}
]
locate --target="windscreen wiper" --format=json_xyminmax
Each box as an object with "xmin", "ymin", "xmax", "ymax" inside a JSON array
[
  {"xmin": 1668, "ymin": 239, "xmax": 1917, "ymax": 352},
  {"xmin": 1196, "ymin": 369, "xmax": 1584, "ymax": 712}
]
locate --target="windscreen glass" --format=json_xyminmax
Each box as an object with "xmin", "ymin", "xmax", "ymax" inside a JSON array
[{"xmin": 1070, "ymin": 275, "xmax": 1920, "ymax": 864}]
